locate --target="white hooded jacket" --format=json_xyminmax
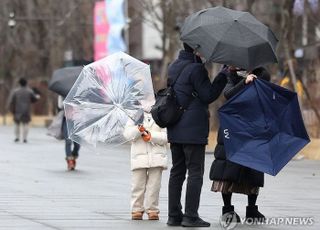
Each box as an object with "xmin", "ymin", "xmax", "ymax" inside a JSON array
[{"xmin": 123, "ymin": 112, "xmax": 168, "ymax": 171}]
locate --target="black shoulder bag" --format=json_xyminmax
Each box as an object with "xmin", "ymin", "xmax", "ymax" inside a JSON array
[{"xmin": 151, "ymin": 62, "xmax": 195, "ymax": 128}]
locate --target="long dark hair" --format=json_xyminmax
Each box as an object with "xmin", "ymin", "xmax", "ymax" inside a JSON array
[{"xmin": 252, "ymin": 67, "xmax": 270, "ymax": 82}]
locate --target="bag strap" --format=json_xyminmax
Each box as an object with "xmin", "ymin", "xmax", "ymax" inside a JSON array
[
  {"xmin": 169, "ymin": 61, "xmax": 198, "ymax": 110},
  {"xmin": 168, "ymin": 61, "xmax": 190, "ymax": 86},
  {"xmin": 182, "ymin": 88, "xmax": 197, "ymax": 110}
]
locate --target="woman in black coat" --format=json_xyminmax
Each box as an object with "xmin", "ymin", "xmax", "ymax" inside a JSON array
[{"xmin": 210, "ymin": 66, "xmax": 271, "ymax": 223}]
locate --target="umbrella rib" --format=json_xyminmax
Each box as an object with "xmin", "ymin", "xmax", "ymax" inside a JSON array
[
  {"xmin": 67, "ymin": 84, "xmax": 142, "ymax": 137},
  {"xmin": 237, "ymin": 13, "xmax": 265, "ymax": 28},
  {"xmin": 252, "ymin": 81, "xmax": 269, "ymax": 127},
  {"xmin": 125, "ymin": 65, "xmax": 149, "ymax": 78},
  {"xmin": 183, "ymin": 20, "xmax": 235, "ymax": 52},
  {"xmin": 223, "ymin": 7, "xmax": 244, "ymax": 20},
  {"xmin": 66, "ymin": 104, "xmax": 115, "ymax": 136},
  {"xmin": 230, "ymin": 132, "xmax": 274, "ymax": 171},
  {"xmin": 238, "ymin": 21, "xmax": 276, "ymax": 49},
  {"xmin": 208, "ymin": 22, "xmax": 243, "ymax": 60},
  {"xmin": 70, "ymin": 106, "xmax": 127, "ymax": 143}
]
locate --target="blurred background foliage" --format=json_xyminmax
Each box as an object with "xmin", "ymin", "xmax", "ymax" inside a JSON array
[{"xmin": 0, "ymin": 0, "xmax": 319, "ymax": 136}]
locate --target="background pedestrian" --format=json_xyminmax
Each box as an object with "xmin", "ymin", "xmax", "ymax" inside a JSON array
[
  {"xmin": 7, "ymin": 78, "xmax": 40, "ymax": 143},
  {"xmin": 58, "ymin": 95, "xmax": 80, "ymax": 171}
]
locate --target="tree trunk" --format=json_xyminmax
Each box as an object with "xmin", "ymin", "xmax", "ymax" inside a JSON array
[
  {"xmin": 301, "ymin": 81, "xmax": 320, "ymax": 137},
  {"xmin": 281, "ymin": 0, "xmax": 299, "ymax": 93}
]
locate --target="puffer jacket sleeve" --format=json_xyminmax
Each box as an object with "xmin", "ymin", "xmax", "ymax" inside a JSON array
[
  {"xmin": 150, "ymin": 128, "xmax": 167, "ymax": 145},
  {"xmin": 224, "ymin": 75, "xmax": 246, "ymax": 100},
  {"xmin": 123, "ymin": 120, "xmax": 141, "ymax": 142},
  {"xmin": 190, "ymin": 65, "xmax": 228, "ymax": 104}
]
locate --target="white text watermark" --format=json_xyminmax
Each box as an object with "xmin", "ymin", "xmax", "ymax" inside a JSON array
[{"xmin": 220, "ymin": 214, "xmax": 315, "ymax": 230}]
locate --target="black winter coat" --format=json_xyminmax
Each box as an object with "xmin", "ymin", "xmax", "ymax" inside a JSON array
[
  {"xmin": 210, "ymin": 72, "xmax": 264, "ymax": 187},
  {"xmin": 167, "ymin": 51, "xmax": 227, "ymax": 145}
]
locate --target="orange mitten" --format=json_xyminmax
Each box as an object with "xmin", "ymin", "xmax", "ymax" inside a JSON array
[
  {"xmin": 142, "ymin": 131, "xmax": 151, "ymax": 142},
  {"xmin": 138, "ymin": 125, "xmax": 146, "ymax": 133}
]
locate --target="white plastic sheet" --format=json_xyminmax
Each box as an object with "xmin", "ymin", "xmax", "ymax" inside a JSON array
[{"xmin": 63, "ymin": 52, "xmax": 155, "ymax": 149}]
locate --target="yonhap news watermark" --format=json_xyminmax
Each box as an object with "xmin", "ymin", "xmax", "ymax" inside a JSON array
[{"xmin": 220, "ymin": 214, "xmax": 315, "ymax": 230}]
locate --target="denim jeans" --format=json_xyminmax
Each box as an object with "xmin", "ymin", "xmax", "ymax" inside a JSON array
[{"xmin": 62, "ymin": 118, "xmax": 80, "ymax": 158}]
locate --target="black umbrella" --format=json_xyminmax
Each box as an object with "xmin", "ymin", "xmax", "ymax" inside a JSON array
[
  {"xmin": 49, "ymin": 66, "xmax": 83, "ymax": 97},
  {"xmin": 180, "ymin": 6, "xmax": 278, "ymax": 70}
]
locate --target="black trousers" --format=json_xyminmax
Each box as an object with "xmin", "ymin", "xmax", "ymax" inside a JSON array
[{"xmin": 168, "ymin": 143, "xmax": 205, "ymax": 218}]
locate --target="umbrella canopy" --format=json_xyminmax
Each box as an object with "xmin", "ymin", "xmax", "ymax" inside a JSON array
[
  {"xmin": 63, "ymin": 52, "xmax": 155, "ymax": 149},
  {"xmin": 49, "ymin": 66, "xmax": 83, "ymax": 97},
  {"xmin": 180, "ymin": 6, "xmax": 278, "ymax": 70},
  {"xmin": 218, "ymin": 79, "xmax": 310, "ymax": 176}
]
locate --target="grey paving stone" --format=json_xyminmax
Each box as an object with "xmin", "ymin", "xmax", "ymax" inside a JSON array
[{"xmin": 0, "ymin": 125, "xmax": 319, "ymax": 229}]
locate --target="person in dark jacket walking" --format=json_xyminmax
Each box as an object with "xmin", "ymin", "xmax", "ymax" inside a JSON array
[
  {"xmin": 7, "ymin": 78, "xmax": 40, "ymax": 143},
  {"xmin": 166, "ymin": 43, "xmax": 227, "ymax": 227},
  {"xmin": 58, "ymin": 96, "xmax": 80, "ymax": 171},
  {"xmin": 210, "ymin": 66, "xmax": 271, "ymax": 223}
]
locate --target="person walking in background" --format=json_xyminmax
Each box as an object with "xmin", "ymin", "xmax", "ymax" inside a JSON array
[
  {"xmin": 210, "ymin": 66, "xmax": 270, "ymax": 223},
  {"xmin": 166, "ymin": 43, "xmax": 227, "ymax": 227},
  {"xmin": 7, "ymin": 78, "xmax": 40, "ymax": 143},
  {"xmin": 123, "ymin": 107, "xmax": 168, "ymax": 221},
  {"xmin": 58, "ymin": 96, "xmax": 80, "ymax": 171}
]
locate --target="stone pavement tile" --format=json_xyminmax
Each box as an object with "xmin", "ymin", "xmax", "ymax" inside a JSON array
[
  {"xmin": 0, "ymin": 126, "xmax": 319, "ymax": 229},
  {"xmin": 0, "ymin": 211, "xmax": 60, "ymax": 230}
]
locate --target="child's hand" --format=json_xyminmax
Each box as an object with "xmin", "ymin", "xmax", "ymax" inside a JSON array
[
  {"xmin": 141, "ymin": 131, "xmax": 151, "ymax": 142},
  {"xmin": 138, "ymin": 125, "xmax": 146, "ymax": 133}
]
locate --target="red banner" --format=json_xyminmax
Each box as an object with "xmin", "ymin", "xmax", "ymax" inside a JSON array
[{"xmin": 94, "ymin": 1, "xmax": 110, "ymax": 61}]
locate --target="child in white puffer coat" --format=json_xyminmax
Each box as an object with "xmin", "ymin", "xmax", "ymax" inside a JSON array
[{"xmin": 123, "ymin": 111, "xmax": 168, "ymax": 221}]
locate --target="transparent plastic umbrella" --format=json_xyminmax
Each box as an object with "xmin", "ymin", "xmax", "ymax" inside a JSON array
[{"xmin": 63, "ymin": 52, "xmax": 155, "ymax": 149}]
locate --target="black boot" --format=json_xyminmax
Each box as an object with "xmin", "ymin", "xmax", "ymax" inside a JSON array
[
  {"xmin": 167, "ymin": 216, "xmax": 182, "ymax": 226},
  {"xmin": 246, "ymin": 205, "xmax": 266, "ymax": 223},
  {"xmin": 222, "ymin": 205, "xmax": 241, "ymax": 223},
  {"xmin": 181, "ymin": 216, "xmax": 210, "ymax": 227}
]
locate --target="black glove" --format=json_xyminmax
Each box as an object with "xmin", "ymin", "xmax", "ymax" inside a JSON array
[{"xmin": 220, "ymin": 65, "xmax": 230, "ymax": 77}]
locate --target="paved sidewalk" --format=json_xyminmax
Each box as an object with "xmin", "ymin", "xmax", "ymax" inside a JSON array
[{"xmin": 0, "ymin": 125, "xmax": 319, "ymax": 229}]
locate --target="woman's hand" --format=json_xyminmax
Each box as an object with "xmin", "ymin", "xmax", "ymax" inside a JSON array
[{"xmin": 245, "ymin": 74, "xmax": 257, "ymax": 84}]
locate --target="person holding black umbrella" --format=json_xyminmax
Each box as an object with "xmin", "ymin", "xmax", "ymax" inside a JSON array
[
  {"xmin": 210, "ymin": 66, "xmax": 271, "ymax": 223},
  {"xmin": 49, "ymin": 66, "xmax": 83, "ymax": 170},
  {"xmin": 166, "ymin": 43, "xmax": 227, "ymax": 227},
  {"xmin": 168, "ymin": 5, "xmax": 279, "ymax": 227},
  {"xmin": 58, "ymin": 95, "xmax": 80, "ymax": 171}
]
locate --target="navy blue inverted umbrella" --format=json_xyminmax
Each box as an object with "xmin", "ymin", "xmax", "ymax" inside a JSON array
[{"xmin": 218, "ymin": 79, "xmax": 310, "ymax": 176}]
